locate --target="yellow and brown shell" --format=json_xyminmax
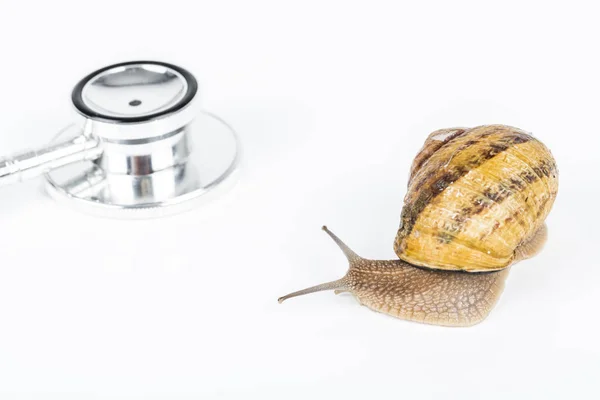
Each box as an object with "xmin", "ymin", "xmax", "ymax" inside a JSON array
[{"xmin": 394, "ymin": 125, "xmax": 558, "ymax": 272}]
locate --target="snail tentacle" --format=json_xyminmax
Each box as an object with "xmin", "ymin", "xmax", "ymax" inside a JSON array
[{"xmin": 278, "ymin": 278, "xmax": 348, "ymax": 303}]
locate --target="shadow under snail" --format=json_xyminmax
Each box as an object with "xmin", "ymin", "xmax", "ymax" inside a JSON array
[{"xmin": 279, "ymin": 125, "xmax": 558, "ymax": 326}]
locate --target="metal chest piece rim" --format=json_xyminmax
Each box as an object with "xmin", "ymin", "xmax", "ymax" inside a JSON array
[{"xmin": 43, "ymin": 61, "xmax": 239, "ymax": 219}]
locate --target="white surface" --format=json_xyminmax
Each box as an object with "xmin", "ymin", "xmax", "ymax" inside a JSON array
[{"xmin": 0, "ymin": 1, "xmax": 598, "ymax": 399}]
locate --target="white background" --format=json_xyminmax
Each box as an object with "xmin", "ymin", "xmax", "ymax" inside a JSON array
[{"xmin": 0, "ymin": 1, "xmax": 598, "ymax": 399}]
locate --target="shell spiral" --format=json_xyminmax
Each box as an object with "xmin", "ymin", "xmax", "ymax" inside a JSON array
[{"xmin": 394, "ymin": 125, "xmax": 558, "ymax": 272}]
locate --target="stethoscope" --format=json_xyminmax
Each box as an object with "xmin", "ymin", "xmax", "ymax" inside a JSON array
[{"xmin": 0, "ymin": 61, "xmax": 239, "ymax": 218}]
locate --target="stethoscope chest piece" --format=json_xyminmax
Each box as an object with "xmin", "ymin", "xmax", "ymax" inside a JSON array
[{"xmin": 0, "ymin": 61, "xmax": 239, "ymax": 218}]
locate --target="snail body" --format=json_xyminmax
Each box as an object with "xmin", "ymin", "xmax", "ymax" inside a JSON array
[{"xmin": 279, "ymin": 125, "xmax": 558, "ymax": 326}]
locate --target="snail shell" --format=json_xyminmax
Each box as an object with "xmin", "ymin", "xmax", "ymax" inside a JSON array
[{"xmin": 395, "ymin": 125, "xmax": 558, "ymax": 272}]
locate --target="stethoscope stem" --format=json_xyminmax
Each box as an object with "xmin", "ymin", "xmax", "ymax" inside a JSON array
[{"xmin": 0, "ymin": 129, "xmax": 101, "ymax": 187}]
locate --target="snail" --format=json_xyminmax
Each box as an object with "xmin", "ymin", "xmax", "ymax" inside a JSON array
[{"xmin": 279, "ymin": 125, "xmax": 558, "ymax": 326}]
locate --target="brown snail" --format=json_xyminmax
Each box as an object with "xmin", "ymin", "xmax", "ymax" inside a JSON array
[{"xmin": 279, "ymin": 125, "xmax": 558, "ymax": 326}]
